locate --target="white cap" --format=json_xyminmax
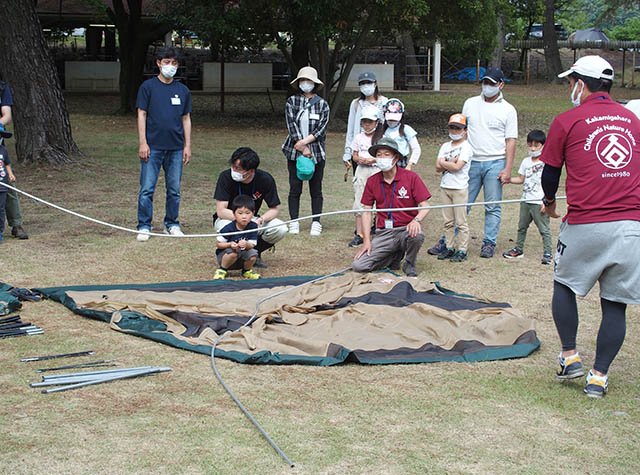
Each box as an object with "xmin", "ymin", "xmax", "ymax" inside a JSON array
[
  {"xmin": 360, "ymin": 106, "xmax": 379, "ymax": 121},
  {"xmin": 558, "ymin": 55, "xmax": 614, "ymax": 81}
]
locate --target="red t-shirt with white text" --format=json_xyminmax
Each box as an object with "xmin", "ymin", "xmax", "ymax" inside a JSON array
[
  {"xmin": 541, "ymin": 92, "xmax": 640, "ymax": 224},
  {"xmin": 361, "ymin": 166, "xmax": 431, "ymax": 228}
]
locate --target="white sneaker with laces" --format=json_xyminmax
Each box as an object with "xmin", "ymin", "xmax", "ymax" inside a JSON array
[
  {"xmin": 165, "ymin": 226, "xmax": 184, "ymax": 236},
  {"xmin": 310, "ymin": 221, "xmax": 322, "ymax": 236},
  {"xmin": 136, "ymin": 228, "xmax": 151, "ymax": 242},
  {"xmin": 289, "ymin": 222, "xmax": 299, "ymax": 234}
]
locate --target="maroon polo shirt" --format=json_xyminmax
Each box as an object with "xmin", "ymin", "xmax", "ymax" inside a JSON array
[
  {"xmin": 361, "ymin": 166, "xmax": 431, "ymax": 228},
  {"xmin": 541, "ymin": 92, "xmax": 640, "ymax": 224}
]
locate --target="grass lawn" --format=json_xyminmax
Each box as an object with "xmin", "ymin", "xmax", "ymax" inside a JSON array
[{"xmin": 1, "ymin": 83, "xmax": 639, "ymax": 474}]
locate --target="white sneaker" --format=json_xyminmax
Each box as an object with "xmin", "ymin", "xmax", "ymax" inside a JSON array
[
  {"xmin": 289, "ymin": 222, "xmax": 299, "ymax": 234},
  {"xmin": 310, "ymin": 221, "xmax": 322, "ymax": 236},
  {"xmin": 164, "ymin": 226, "xmax": 184, "ymax": 236},
  {"xmin": 136, "ymin": 228, "xmax": 151, "ymax": 242}
]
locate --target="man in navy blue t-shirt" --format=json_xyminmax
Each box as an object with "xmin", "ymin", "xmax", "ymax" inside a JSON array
[
  {"xmin": 135, "ymin": 47, "xmax": 192, "ymax": 241},
  {"xmin": 0, "ymin": 81, "xmax": 29, "ymax": 240}
]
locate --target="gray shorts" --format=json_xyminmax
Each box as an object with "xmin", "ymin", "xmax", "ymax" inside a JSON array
[
  {"xmin": 554, "ymin": 220, "xmax": 640, "ymax": 304},
  {"xmin": 216, "ymin": 247, "xmax": 258, "ymax": 266}
]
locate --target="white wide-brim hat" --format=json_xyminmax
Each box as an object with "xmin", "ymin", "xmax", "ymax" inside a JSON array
[{"xmin": 290, "ymin": 66, "xmax": 324, "ymax": 87}]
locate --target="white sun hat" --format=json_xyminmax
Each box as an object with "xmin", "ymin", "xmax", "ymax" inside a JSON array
[{"xmin": 290, "ymin": 66, "xmax": 324, "ymax": 87}]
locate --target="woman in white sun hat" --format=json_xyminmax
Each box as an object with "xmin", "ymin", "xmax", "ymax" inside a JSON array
[{"xmin": 282, "ymin": 66, "xmax": 330, "ymax": 236}]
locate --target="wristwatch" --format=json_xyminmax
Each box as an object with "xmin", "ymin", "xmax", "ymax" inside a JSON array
[
  {"xmin": 542, "ymin": 197, "xmax": 555, "ymax": 207},
  {"xmin": 414, "ymin": 217, "xmax": 422, "ymax": 223}
]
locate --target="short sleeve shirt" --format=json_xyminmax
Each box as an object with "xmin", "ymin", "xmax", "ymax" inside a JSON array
[
  {"xmin": 541, "ymin": 92, "xmax": 640, "ymax": 224},
  {"xmin": 0, "ymin": 83, "xmax": 13, "ymax": 107},
  {"xmin": 383, "ymin": 124, "xmax": 418, "ymax": 158},
  {"xmin": 351, "ymin": 132, "xmax": 374, "ymax": 161},
  {"xmin": 0, "ymin": 144, "xmax": 12, "ymax": 189},
  {"xmin": 438, "ymin": 140, "xmax": 472, "ymax": 189},
  {"xmin": 361, "ymin": 166, "xmax": 431, "ymax": 228},
  {"xmin": 216, "ymin": 221, "xmax": 259, "ymax": 255},
  {"xmin": 214, "ymin": 169, "xmax": 280, "ymax": 216},
  {"xmin": 517, "ymin": 156, "xmax": 545, "ymax": 203},
  {"xmin": 462, "ymin": 93, "xmax": 518, "ymax": 161},
  {"xmin": 136, "ymin": 77, "xmax": 191, "ymax": 150}
]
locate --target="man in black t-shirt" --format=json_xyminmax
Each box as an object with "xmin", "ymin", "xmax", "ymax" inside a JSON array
[{"xmin": 214, "ymin": 147, "xmax": 287, "ymax": 267}]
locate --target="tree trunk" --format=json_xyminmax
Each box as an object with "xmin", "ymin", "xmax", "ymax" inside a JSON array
[
  {"xmin": 107, "ymin": 0, "xmax": 171, "ymax": 114},
  {"xmin": 543, "ymin": 0, "xmax": 563, "ymax": 83},
  {"xmin": 401, "ymin": 31, "xmax": 420, "ymax": 87},
  {"xmin": 0, "ymin": 0, "xmax": 80, "ymax": 164},
  {"xmin": 489, "ymin": 14, "xmax": 505, "ymax": 69}
]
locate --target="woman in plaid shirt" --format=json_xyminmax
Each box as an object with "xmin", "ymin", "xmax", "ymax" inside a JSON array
[{"xmin": 282, "ymin": 66, "xmax": 330, "ymax": 236}]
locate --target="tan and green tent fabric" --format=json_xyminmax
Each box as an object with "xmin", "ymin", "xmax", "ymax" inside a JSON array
[{"xmin": 32, "ymin": 272, "xmax": 539, "ymax": 365}]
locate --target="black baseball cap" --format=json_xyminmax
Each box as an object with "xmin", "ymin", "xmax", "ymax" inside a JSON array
[{"xmin": 481, "ymin": 67, "xmax": 505, "ymax": 84}]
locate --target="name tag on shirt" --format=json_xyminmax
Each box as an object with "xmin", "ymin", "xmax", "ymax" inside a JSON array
[
  {"xmin": 171, "ymin": 95, "xmax": 181, "ymax": 105},
  {"xmin": 384, "ymin": 219, "xmax": 393, "ymax": 229},
  {"xmin": 309, "ymin": 113, "xmax": 320, "ymax": 120}
]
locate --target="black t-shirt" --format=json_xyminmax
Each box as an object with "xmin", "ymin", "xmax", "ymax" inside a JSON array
[{"xmin": 214, "ymin": 169, "xmax": 280, "ymax": 216}]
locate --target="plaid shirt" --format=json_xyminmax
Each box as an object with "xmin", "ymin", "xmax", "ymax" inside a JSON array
[{"xmin": 282, "ymin": 93, "xmax": 330, "ymax": 162}]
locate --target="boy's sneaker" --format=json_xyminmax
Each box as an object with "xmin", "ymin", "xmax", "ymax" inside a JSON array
[
  {"xmin": 136, "ymin": 228, "xmax": 151, "ymax": 242},
  {"xmin": 584, "ymin": 370, "xmax": 608, "ymax": 399},
  {"xmin": 310, "ymin": 221, "xmax": 322, "ymax": 236},
  {"xmin": 480, "ymin": 242, "xmax": 495, "ymax": 258},
  {"xmin": 242, "ymin": 269, "xmax": 261, "ymax": 280},
  {"xmin": 450, "ymin": 250, "xmax": 467, "ymax": 262},
  {"xmin": 213, "ymin": 268, "xmax": 227, "ymax": 280},
  {"xmin": 427, "ymin": 236, "xmax": 447, "ymax": 255},
  {"xmin": 11, "ymin": 226, "xmax": 28, "ymax": 239},
  {"xmin": 437, "ymin": 248, "xmax": 455, "ymax": 260},
  {"xmin": 164, "ymin": 225, "xmax": 184, "ymax": 236},
  {"xmin": 556, "ymin": 352, "xmax": 584, "ymax": 380},
  {"xmin": 348, "ymin": 234, "xmax": 363, "ymax": 247},
  {"xmin": 503, "ymin": 247, "xmax": 524, "ymax": 259},
  {"xmin": 541, "ymin": 252, "xmax": 553, "ymax": 265},
  {"xmin": 289, "ymin": 221, "xmax": 299, "ymax": 234}
]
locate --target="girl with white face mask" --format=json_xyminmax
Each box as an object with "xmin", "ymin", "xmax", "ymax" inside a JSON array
[
  {"xmin": 343, "ymin": 72, "xmax": 389, "ymax": 175},
  {"xmin": 371, "ymin": 98, "xmax": 421, "ymax": 171},
  {"xmin": 282, "ymin": 66, "xmax": 330, "ymax": 236}
]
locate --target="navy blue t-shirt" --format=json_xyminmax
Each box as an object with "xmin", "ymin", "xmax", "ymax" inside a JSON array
[
  {"xmin": 0, "ymin": 144, "xmax": 12, "ymax": 191},
  {"xmin": 0, "ymin": 83, "xmax": 13, "ymax": 107},
  {"xmin": 136, "ymin": 77, "xmax": 191, "ymax": 150},
  {"xmin": 216, "ymin": 221, "xmax": 258, "ymax": 256}
]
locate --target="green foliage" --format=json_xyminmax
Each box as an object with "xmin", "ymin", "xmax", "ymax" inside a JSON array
[{"xmin": 606, "ymin": 17, "xmax": 640, "ymax": 40}]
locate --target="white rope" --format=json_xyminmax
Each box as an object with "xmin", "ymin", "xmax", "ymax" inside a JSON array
[{"xmin": 0, "ymin": 181, "xmax": 566, "ymax": 239}]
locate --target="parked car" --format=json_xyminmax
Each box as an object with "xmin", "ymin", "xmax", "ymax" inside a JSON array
[{"xmin": 527, "ymin": 23, "xmax": 568, "ymax": 40}]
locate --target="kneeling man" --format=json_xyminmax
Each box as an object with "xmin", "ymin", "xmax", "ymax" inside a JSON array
[
  {"xmin": 353, "ymin": 137, "xmax": 431, "ymax": 277},
  {"xmin": 214, "ymin": 147, "xmax": 287, "ymax": 267}
]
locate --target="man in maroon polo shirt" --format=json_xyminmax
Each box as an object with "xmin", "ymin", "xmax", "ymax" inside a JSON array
[
  {"xmin": 352, "ymin": 137, "xmax": 431, "ymax": 277},
  {"xmin": 541, "ymin": 55, "xmax": 640, "ymax": 398}
]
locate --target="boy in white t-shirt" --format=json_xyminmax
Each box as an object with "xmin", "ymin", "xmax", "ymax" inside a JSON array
[
  {"xmin": 348, "ymin": 106, "xmax": 381, "ymax": 247},
  {"xmin": 503, "ymin": 130, "xmax": 553, "ymax": 264},
  {"xmin": 432, "ymin": 113, "xmax": 472, "ymax": 262}
]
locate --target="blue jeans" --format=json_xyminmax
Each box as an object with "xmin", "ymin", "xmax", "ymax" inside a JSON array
[
  {"xmin": 137, "ymin": 149, "xmax": 183, "ymax": 230},
  {"xmin": 467, "ymin": 159, "xmax": 505, "ymax": 246}
]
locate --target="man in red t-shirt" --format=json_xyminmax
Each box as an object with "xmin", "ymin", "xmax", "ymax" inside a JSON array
[
  {"xmin": 541, "ymin": 55, "xmax": 640, "ymax": 398},
  {"xmin": 352, "ymin": 137, "xmax": 431, "ymax": 277}
]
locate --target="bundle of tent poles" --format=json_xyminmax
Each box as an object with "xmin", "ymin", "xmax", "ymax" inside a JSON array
[
  {"xmin": 0, "ymin": 315, "xmax": 43, "ymax": 339},
  {"xmin": 30, "ymin": 366, "xmax": 172, "ymax": 394}
]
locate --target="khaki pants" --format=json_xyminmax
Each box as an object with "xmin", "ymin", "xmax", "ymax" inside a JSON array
[{"xmin": 441, "ymin": 187, "xmax": 469, "ymax": 252}]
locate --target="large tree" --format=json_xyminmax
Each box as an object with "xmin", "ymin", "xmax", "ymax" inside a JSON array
[
  {"xmin": 542, "ymin": 0, "xmax": 563, "ymax": 82},
  {"xmin": 0, "ymin": 0, "xmax": 80, "ymax": 164}
]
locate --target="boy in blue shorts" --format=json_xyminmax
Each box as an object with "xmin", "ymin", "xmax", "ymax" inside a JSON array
[{"xmin": 214, "ymin": 195, "xmax": 260, "ymax": 280}]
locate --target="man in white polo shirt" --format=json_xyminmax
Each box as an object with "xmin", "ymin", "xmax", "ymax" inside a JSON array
[{"xmin": 462, "ymin": 67, "xmax": 518, "ymax": 258}]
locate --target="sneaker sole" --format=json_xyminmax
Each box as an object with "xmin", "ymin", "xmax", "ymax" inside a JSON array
[
  {"xmin": 503, "ymin": 254, "xmax": 524, "ymax": 259},
  {"xmin": 584, "ymin": 388, "xmax": 605, "ymax": 398},
  {"xmin": 556, "ymin": 369, "xmax": 584, "ymax": 380}
]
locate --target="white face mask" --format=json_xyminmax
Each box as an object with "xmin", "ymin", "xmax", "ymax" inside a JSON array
[
  {"xmin": 482, "ymin": 83, "xmax": 500, "ymax": 98},
  {"xmin": 230, "ymin": 169, "xmax": 246, "ymax": 182},
  {"xmin": 449, "ymin": 133, "xmax": 464, "ymax": 141},
  {"xmin": 376, "ymin": 157, "xmax": 394, "ymax": 172},
  {"xmin": 161, "ymin": 65, "xmax": 177, "ymax": 79},
  {"xmin": 360, "ymin": 84, "xmax": 376, "ymax": 97},
  {"xmin": 528, "ymin": 150, "xmax": 542, "ymax": 158},
  {"xmin": 386, "ymin": 120, "xmax": 400, "ymax": 129},
  {"xmin": 362, "ymin": 121, "xmax": 378, "ymax": 134},
  {"xmin": 299, "ymin": 80, "xmax": 315, "ymax": 93},
  {"xmin": 570, "ymin": 80, "xmax": 584, "ymax": 107}
]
